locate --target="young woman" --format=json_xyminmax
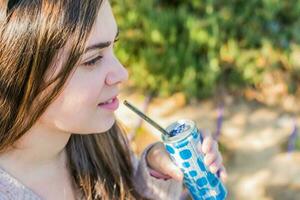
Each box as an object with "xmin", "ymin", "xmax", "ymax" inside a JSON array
[{"xmin": 0, "ymin": 0, "xmax": 227, "ymax": 199}]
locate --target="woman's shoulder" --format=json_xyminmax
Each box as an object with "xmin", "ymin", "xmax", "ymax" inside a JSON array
[{"xmin": 0, "ymin": 167, "xmax": 41, "ymax": 200}]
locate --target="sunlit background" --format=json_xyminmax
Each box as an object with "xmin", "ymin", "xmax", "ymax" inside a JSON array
[{"xmin": 112, "ymin": 0, "xmax": 300, "ymax": 199}]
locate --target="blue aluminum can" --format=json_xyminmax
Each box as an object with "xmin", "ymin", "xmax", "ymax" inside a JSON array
[{"xmin": 162, "ymin": 119, "xmax": 227, "ymax": 200}]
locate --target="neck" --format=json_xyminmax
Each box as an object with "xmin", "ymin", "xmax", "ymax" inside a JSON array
[{"xmin": 0, "ymin": 122, "xmax": 71, "ymax": 171}]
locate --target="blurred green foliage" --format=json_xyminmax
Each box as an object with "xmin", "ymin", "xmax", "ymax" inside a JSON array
[
  {"xmin": 296, "ymin": 136, "xmax": 300, "ymax": 150},
  {"xmin": 112, "ymin": 0, "xmax": 300, "ymax": 98}
]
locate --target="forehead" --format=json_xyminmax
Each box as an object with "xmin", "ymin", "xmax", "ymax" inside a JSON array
[
  {"xmin": 85, "ymin": 0, "xmax": 117, "ymax": 47},
  {"xmin": 44, "ymin": 1, "xmax": 117, "ymax": 82}
]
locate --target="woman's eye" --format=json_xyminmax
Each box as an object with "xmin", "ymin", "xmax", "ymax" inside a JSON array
[{"xmin": 83, "ymin": 55, "xmax": 103, "ymax": 66}]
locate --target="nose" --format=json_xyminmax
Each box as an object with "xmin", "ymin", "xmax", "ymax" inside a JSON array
[{"xmin": 105, "ymin": 56, "xmax": 129, "ymax": 86}]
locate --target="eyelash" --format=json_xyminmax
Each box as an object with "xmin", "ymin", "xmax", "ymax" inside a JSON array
[
  {"xmin": 83, "ymin": 55, "xmax": 103, "ymax": 66},
  {"xmin": 83, "ymin": 38, "xmax": 119, "ymax": 66}
]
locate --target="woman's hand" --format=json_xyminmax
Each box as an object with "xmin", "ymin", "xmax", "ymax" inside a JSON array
[{"xmin": 146, "ymin": 131, "xmax": 227, "ymax": 182}]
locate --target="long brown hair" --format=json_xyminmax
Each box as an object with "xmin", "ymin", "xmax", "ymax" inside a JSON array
[{"xmin": 0, "ymin": 0, "xmax": 146, "ymax": 199}]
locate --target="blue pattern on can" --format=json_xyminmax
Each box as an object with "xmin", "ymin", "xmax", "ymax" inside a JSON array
[
  {"xmin": 175, "ymin": 140, "xmax": 189, "ymax": 148},
  {"xmin": 216, "ymin": 183, "xmax": 226, "ymax": 200},
  {"xmin": 205, "ymin": 197, "xmax": 216, "ymax": 200},
  {"xmin": 189, "ymin": 170, "xmax": 197, "ymax": 177},
  {"xmin": 198, "ymin": 130, "xmax": 204, "ymax": 143},
  {"xmin": 165, "ymin": 145, "xmax": 175, "ymax": 154},
  {"xmin": 196, "ymin": 177, "xmax": 208, "ymax": 187},
  {"xmin": 207, "ymin": 172, "xmax": 219, "ymax": 187},
  {"xmin": 197, "ymin": 158, "xmax": 206, "ymax": 171},
  {"xmin": 199, "ymin": 187, "xmax": 209, "ymax": 196},
  {"xmin": 183, "ymin": 162, "xmax": 190, "ymax": 168},
  {"xmin": 192, "ymin": 130, "xmax": 199, "ymax": 139},
  {"xmin": 180, "ymin": 149, "xmax": 192, "ymax": 160}
]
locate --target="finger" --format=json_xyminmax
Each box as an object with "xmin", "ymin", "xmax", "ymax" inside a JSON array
[
  {"xmin": 218, "ymin": 165, "xmax": 228, "ymax": 183},
  {"xmin": 201, "ymin": 129, "xmax": 211, "ymax": 138},
  {"xmin": 161, "ymin": 157, "xmax": 183, "ymax": 181},
  {"xmin": 208, "ymin": 154, "xmax": 223, "ymax": 174},
  {"xmin": 211, "ymin": 140, "xmax": 219, "ymax": 153},
  {"xmin": 203, "ymin": 152, "xmax": 217, "ymax": 166},
  {"xmin": 200, "ymin": 135, "xmax": 214, "ymax": 154}
]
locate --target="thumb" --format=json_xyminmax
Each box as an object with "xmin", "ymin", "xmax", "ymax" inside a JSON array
[
  {"xmin": 147, "ymin": 143, "xmax": 184, "ymax": 181},
  {"xmin": 165, "ymin": 160, "xmax": 184, "ymax": 181}
]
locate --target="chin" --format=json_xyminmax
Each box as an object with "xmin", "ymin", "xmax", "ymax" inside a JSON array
[
  {"xmin": 75, "ymin": 115, "xmax": 116, "ymax": 134},
  {"xmin": 98, "ymin": 116, "xmax": 116, "ymax": 133}
]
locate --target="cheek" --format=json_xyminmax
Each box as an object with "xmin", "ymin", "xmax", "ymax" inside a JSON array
[
  {"xmin": 39, "ymin": 70, "xmax": 108, "ymax": 133},
  {"xmin": 64, "ymin": 69, "xmax": 107, "ymax": 107}
]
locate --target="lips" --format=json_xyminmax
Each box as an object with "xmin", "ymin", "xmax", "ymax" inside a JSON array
[
  {"xmin": 98, "ymin": 96, "xmax": 119, "ymax": 110},
  {"xmin": 98, "ymin": 97, "xmax": 115, "ymax": 105}
]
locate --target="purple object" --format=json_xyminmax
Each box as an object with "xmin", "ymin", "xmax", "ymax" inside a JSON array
[
  {"xmin": 215, "ymin": 103, "xmax": 224, "ymax": 140},
  {"xmin": 287, "ymin": 119, "xmax": 298, "ymax": 153}
]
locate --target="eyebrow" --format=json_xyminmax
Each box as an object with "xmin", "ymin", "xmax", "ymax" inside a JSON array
[{"xmin": 84, "ymin": 28, "xmax": 119, "ymax": 53}]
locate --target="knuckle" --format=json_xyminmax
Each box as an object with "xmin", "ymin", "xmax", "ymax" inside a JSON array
[
  {"xmin": 205, "ymin": 153, "xmax": 216, "ymax": 164},
  {"xmin": 209, "ymin": 152, "xmax": 217, "ymax": 160},
  {"xmin": 213, "ymin": 141, "xmax": 218, "ymax": 149}
]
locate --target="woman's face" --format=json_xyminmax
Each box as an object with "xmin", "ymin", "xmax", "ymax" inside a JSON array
[{"xmin": 38, "ymin": 0, "xmax": 128, "ymax": 134}]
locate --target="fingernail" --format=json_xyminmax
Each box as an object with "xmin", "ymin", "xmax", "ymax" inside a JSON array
[{"xmin": 210, "ymin": 166, "xmax": 218, "ymax": 174}]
